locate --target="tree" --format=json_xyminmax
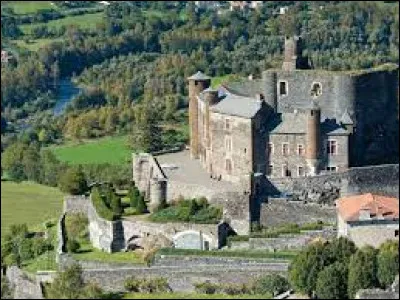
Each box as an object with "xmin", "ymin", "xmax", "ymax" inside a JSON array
[
  {"xmin": 316, "ymin": 262, "xmax": 348, "ymax": 299},
  {"xmin": 289, "ymin": 241, "xmax": 330, "ymax": 296},
  {"xmin": 58, "ymin": 166, "xmax": 88, "ymax": 195},
  {"xmin": 348, "ymin": 246, "xmax": 378, "ymax": 298},
  {"xmin": 377, "ymin": 240, "xmax": 399, "ymax": 288},
  {"xmin": 136, "ymin": 194, "xmax": 147, "ymax": 214}
]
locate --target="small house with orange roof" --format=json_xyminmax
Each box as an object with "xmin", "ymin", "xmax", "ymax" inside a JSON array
[{"xmin": 336, "ymin": 193, "xmax": 399, "ymax": 248}]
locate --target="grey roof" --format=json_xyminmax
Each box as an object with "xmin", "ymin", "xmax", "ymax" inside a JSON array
[
  {"xmin": 269, "ymin": 112, "xmax": 307, "ymax": 134},
  {"xmin": 210, "ymin": 92, "xmax": 263, "ymax": 118},
  {"xmin": 340, "ymin": 109, "xmax": 354, "ymax": 125},
  {"xmin": 268, "ymin": 112, "xmax": 350, "ymax": 135},
  {"xmin": 187, "ymin": 71, "xmax": 211, "ymax": 80},
  {"xmin": 203, "ymin": 87, "xmax": 218, "ymax": 93},
  {"xmin": 321, "ymin": 119, "xmax": 350, "ymax": 135}
]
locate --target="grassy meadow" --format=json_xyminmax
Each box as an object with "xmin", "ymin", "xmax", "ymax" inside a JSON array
[
  {"xmin": 19, "ymin": 12, "xmax": 105, "ymax": 35},
  {"xmin": 49, "ymin": 135, "xmax": 132, "ymax": 165},
  {"xmin": 2, "ymin": 1, "xmax": 56, "ymax": 14},
  {"xmin": 0, "ymin": 181, "xmax": 64, "ymax": 237}
]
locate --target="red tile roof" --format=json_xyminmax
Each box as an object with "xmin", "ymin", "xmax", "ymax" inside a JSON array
[{"xmin": 336, "ymin": 193, "xmax": 399, "ymax": 222}]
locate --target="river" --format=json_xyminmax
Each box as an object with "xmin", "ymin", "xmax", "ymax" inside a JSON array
[{"xmin": 53, "ymin": 78, "xmax": 81, "ymax": 116}]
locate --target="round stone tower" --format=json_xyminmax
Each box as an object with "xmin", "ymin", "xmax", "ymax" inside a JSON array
[
  {"xmin": 305, "ymin": 105, "xmax": 321, "ymax": 175},
  {"xmin": 149, "ymin": 178, "xmax": 167, "ymax": 213},
  {"xmin": 187, "ymin": 71, "xmax": 211, "ymax": 159}
]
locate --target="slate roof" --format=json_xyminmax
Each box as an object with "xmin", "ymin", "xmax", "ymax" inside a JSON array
[
  {"xmin": 269, "ymin": 112, "xmax": 307, "ymax": 134},
  {"xmin": 268, "ymin": 113, "xmax": 350, "ymax": 135},
  {"xmin": 187, "ymin": 71, "xmax": 211, "ymax": 80},
  {"xmin": 209, "ymin": 92, "xmax": 263, "ymax": 118},
  {"xmin": 340, "ymin": 109, "xmax": 354, "ymax": 125},
  {"xmin": 336, "ymin": 193, "xmax": 399, "ymax": 222}
]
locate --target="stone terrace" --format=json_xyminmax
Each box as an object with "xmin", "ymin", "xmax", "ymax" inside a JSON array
[{"xmin": 155, "ymin": 150, "xmax": 239, "ymax": 194}]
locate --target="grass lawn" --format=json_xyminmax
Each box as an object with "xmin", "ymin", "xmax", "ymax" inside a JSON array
[
  {"xmin": 123, "ymin": 292, "xmax": 271, "ymax": 299},
  {"xmin": 72, "ymin": 248, "xmax": 144, "ymax": 265},
  {"xmin": 156, "ymin": 248, "xmax": 297, "ymax": 261},
  {"xmin": 49, "ymin": 135, "xmax": 132, "ymax": 165},
  {"xmin": 12, "ymin": 37, "xmax": 65, "ymax": 51},
  {"xmin": 20, "ymin": 12, "xmax": 105, "ymax": 35},
  {"xmin": 2, "ymin": 1, "xmax": 56, "ymax": 14},
  {"xmin": 0, "ymin": 181, "xmax": 64, "ymax": 238}
]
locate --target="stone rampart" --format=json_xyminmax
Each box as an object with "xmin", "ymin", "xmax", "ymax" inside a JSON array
[
  {"xmin": 229, "ymin": 228, "xmax": 336, "ymax": 251},
  {"xmin": 266, "ymin": 164, "xmax": 399, "ymax": 204}
]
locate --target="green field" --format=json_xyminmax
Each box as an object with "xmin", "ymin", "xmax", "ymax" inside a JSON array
[
  {"xmin": 50, "ymin": 135, "xmax": 132, "ymax": 165},
  {"xmin": 0, "ymin": 181, "xmax": 64, "ymax": 237},
  {"xmin": 12, "ymin": 37, "xmax": 64, "ymax": 51},
  {"xmin": 20, "ymin": 12, "xmax": 105, "ymax": 35},
  {"xmin": 2, "ymin": 1, "xmax": 56, "ymax": 14}
]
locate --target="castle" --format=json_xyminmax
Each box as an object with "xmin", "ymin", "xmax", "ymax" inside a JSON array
[
  {"xmin": 188, "ymin": 36, "xmax": 399, "ymax": 183},
  {"xmin": 133, "ymin": 36, "xmax": 399, "ymax": 235}
]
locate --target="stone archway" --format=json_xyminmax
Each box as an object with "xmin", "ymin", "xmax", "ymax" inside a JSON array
[{"xmin": 172, "ymin": 230, "xmax": 213, "ymax": 250}]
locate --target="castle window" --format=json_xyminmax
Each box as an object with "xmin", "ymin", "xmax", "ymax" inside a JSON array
[
  {"xmin": 267, "ymin": 164, "xmax": 273, "ymax": 176},
  {"xmin": 326, "ymin": 166, "xmax": 337, "ymax": 172},
  {"xmin": 297, "ymin": 144, "xmax": 304, "ymax": 156},
  {"xmin": 311, "ymin": 82, "xmax": 322, "ymax": 97},
  {"xmin": 327, "ymin": 140, "xmax": 337, "ymax": 155},
  {"xmin": 225, "ymin": 118, "xmax": 231, "ymax": 130},
  {"xmin": 297, "ymin": 166, "xmax": 305, "ymax": 177},
  {"xmin": 267, "ymin": 142, "xmax": 274, "ymax": 156},
  {"xmin": 225, "ymin": 136, "xmax": 232, "ymax": 152},
  {"xmin": 282, "ymin": 143, "xmax": 289, "ymax": 156},
  {"xmin": 225, "ymin": 159, "xmax": 232, "ymax": 174},
  {"xmin": 278, "ymin": 81, "xmax": 288, "ymax": 96},
  {"xmin": 282, "ymin": 164, "xmax": 291, "ymax": 177}
]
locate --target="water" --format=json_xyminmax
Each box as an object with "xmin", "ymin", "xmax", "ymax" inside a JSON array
[{"xmin": 53, "ymin": 78, "xmax": 81, "ymax": 116}]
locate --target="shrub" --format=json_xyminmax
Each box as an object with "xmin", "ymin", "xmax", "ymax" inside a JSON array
[
  {"xmin": 377, "ymin": 240, "xmax": 399, "ymax": 288},
  {"xmin": 32, "ymin": 238, "xmax": 52, "ymax": 256},
  {"xmin": 194, "ymin": 281, "xmax": 219, "ymax": 294},
  {"xmin": 124, "ymin": 277, "xmax": 141, "ymax": 292},
  {"xmin": 136, "ymin": 194, "xmax": 147, "ymax": 214},
  {"xmin": 124, "ymin": 277, "xmax": 170, "ymax": 293},
  {"xmin": 65, "ymin": 213, "xmax": 89, "ymax": 238},
  {"xmin": 129, "ymin": 186, "xmax": 140, "ymax": 208},
  {"xmin": 223, "ymin": 283, "xmax": 250, "ymax": 295},
  {"xmin": 110, "ymin": 193, "xmax": 123, "ymax": 215},
  {"xmin": 66, "ymin": 239, "xmax": 80, "ymax": 253},
  {"xmin": 19, "ymin": 238, "xmax": 34, "ymax": 261},
  {"xmin": 253, "ymin": 274, "xmax": 290, "ymax": 296},
  {"xmin": 91, "ymin": 187, "xmax": 118, "ymax": 221}
]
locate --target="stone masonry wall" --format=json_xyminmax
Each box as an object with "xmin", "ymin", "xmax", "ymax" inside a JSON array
[
  {"xmin": 229, "ymin": 228, "xmax": 336, "ymax": 251},
  {"xmin": 6, "ymin": 266, "xmax": 43, "ymax": 299}
]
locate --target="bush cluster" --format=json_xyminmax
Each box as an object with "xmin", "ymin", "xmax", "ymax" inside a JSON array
[
  {"xmin": 149, "ymin": 197, "xmax": 222, "ymax": 224},
  {"xmin": 91, "ymin": 186, "xmax": 120, "ymax": 221},
  {"xmin": 289, "ymin": 238, "xmax": 399, "ymax": 299},
  {"xmin": 124, "ymin": 277, "xmax": 170, "ymax": 293}
]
